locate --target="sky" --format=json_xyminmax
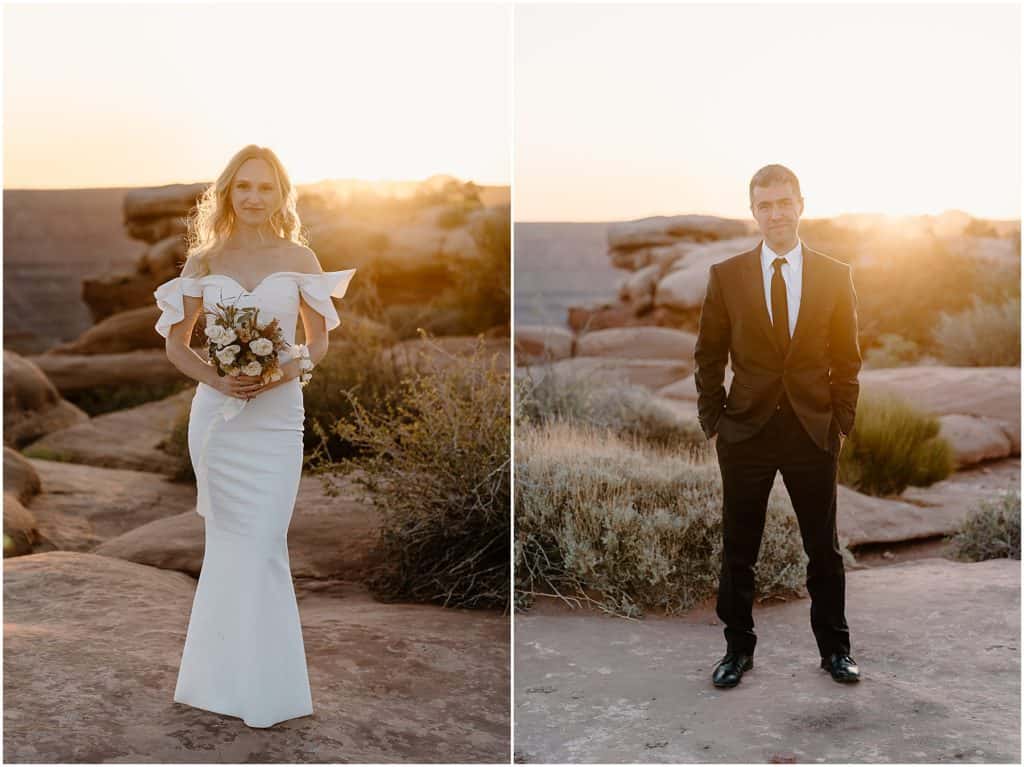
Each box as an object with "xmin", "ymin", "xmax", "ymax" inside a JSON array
[
  {"xmin": 515, "ymin": 3, "xmax": 1021, "ymax": 221},
  {"xmin": 3, "ymin": 2, "xmax": 511, "ymax": 188}
]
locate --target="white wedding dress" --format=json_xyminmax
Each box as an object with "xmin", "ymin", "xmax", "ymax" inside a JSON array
[{"xmin": 153, "ymin": 268, "xmax": 356, "ymax": 728}]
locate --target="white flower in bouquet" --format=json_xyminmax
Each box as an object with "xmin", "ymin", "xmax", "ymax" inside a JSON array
[
  {"xmin": 249, "ymin": 337, "xmax": 274, "ymax": 356},
  {"xmin": 216, "ymin": 344, "xmax": 241, "ymax": 365},
  {"xmin": 242, "ymin": 361, "xmax": 263, "ymax": 376},
  {"xmin": 269, "ymin": 368, "xmax": 284, "ymax": 382},
  {"xmin": 204, "ymin": 324, "xmax": 225, "ymax": 344},
  {"xmin": 219, "ymin": 326, "xmax": 238, "ymax": 345}
]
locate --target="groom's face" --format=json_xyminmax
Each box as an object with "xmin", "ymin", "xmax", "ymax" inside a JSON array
[{"xmin": 751, "ymin": 181, "xmax": 804, "ymax": 248}]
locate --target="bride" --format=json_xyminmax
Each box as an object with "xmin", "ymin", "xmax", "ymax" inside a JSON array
[{"xmin": 153, "ymin": 145, "xmax": 356, "ymax": 728}]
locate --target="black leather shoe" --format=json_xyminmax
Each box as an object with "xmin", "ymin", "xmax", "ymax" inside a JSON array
[
  {"xmin": 712, "ymin": 651, "xmax": 753, "ymax": 688},
  {"xmin": 820, "ymin": 652, "xmax": 861, "ymax": 682}
]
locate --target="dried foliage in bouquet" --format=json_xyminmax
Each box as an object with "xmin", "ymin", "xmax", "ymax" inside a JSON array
[{"xmin": 204, "ymin": 299, "xmax": 290, "ymax": 384}]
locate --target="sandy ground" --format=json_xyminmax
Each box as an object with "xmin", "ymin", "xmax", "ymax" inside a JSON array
[{"xmin": 514, "ymin": 557, "xmax": 1019, "ymax": 764}]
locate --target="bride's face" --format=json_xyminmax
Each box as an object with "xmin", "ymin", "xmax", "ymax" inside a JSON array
[{"xmin": 229, "ymin": 158, "xmax": 282, "ymax": 227}]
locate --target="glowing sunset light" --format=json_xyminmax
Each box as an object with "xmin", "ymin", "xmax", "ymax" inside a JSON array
[
  {"xmin": 516, "ymin": 3, "xmax": 1019, "ymax": 221},
  {"xmin": 4, "ymin": 3, "xmax": 510, "ymax": 189}
]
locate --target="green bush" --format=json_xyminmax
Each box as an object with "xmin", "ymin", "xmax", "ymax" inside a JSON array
[
  {"xmin": 838, "ymin": 390, "xmax": 956, "ymax": 496},
  {"xmin": 301, "ymin": 321, "xmax": 405, "ymax": 465},
  {"xmin": 443, "ymin": 204, "xmax": 510, "ymax": 334},
  {"xmin": 515, "ymin": 419, "xmax": 836, "ymax": 617},
  {"xmin": 947, "ymin": 488, "xmax": 1021, "ymax": 561},
  {"xmin": 933, "ymin": 295, "xmax": 1021, "ymax": 366},
  {"xmin": 515, "ymin": 364, "xmax": 710, "ymax": 460},
  {"xmin": 863, "ymin": 333, "xmax": 922, "ymax": 368},
  {"xmin": 160, "ymin": 401, "xmax": 194, "ymax": 482},
  {"xmin": 65, "ymin": 380, "xmax": 193, "ymax": 417},
  {"xmin": 316, "ymin": 336, "xmax": 509, "ymax": 610}
]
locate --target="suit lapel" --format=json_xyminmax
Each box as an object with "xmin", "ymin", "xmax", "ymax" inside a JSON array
[{"xmin": 743, "ymin": 240, "xmax": 822, "ymax": 363}]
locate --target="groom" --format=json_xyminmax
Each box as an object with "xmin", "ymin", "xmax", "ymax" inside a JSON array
[{"xmin": 693, "ymin": 164, "xmax": 862, "ymax": 687}]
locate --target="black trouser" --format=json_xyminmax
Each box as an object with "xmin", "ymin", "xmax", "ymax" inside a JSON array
[{"xmin": 714, "ymin": 393, "xmax": 850, "ymax": 658}]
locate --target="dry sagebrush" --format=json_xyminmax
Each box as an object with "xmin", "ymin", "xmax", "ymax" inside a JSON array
[
  {"xmin": 515, "ymin": 420, "xmax": 823, "ymax": 618},
  {"xmin": 319, "ymin": 336, "xmax": 510, "ymax": 611}
]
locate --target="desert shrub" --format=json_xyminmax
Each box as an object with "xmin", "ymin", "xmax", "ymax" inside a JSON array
[
  {"xmin": 442, "ymin": 204, "xmax": 510, "ymax": 334},
  {"xmin": 301, "ymin": 320, "xmax": 406, "ymax": 464},
  {"xmin": 316, "ymin": 336, "xmax": 509, "ymax": 610},
  {"xmin": 20, "ymin": 446, "xmax": 74, "ymax": 462},
  {"xmin": 933, "ymin": 295, "xmax": 1021, "ymax": 366},
  {"xmin": 515, "ymin": 420, "xmax": 840, "ymax": 617},
  {"xmin": 436, "ymin": 206, "xmax": 469, "ymax": 230},
  {"xmin": 838, "ymin": 390, "xmax": 956, "ymax": 496},
  {"xmin": 65, "ymin": 379, "xmax": 192, "ymax": 417},
  {"xmin": 863, "ymin": 333, "xmax": 922, "ymax": 368},
  {"xmin": 848, "ymin": 235, "xmax": 982, "ymax": 353},
  {"xmin": 159, "ymin": 401, "xmax": 194, "ymax": 481},
  {"xmin": 947, "ymin": 488, "xmax": 1021, "ymax": 561},
  {"xmin": 515, "ymin": 364, "xmax": 709, "ymax": 460},
  {"xmin": 381, "ymin": 302, "xmax": 477, "ymax": 340}
]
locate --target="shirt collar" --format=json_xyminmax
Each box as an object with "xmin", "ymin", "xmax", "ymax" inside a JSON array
[{"xmin": 762, "ymin": 238, "xmax": 803, "ymax": 272}]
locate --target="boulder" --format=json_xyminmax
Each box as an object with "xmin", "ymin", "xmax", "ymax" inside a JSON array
[
  {"xmin": 3, "ymin": 493, "xmax": 40, "ymax": 557},
  {"xmin": 617, "ymin": 263, "xmax": 663, "ymax": 302},
  {"xmin": 95, "ymin": 474, "xmax": 383, "ymax": 581},
  {"xmin": 3, "ymin": 551, "xmax": 509, "ymax": 762},
  {"xmin": 137, "ymin": 234, "xmax": 187, "ymax": 281},
  {"xmin": 861, "ymin": 366, "xmax": 1020, "ymax": 452},
  {"xmin": 523, "ymin": 357, "xmax": 693, "ymax": 392},
  {"xmin": 27, "ymin": 349, "xmax": 191, "ymax": 395},
  {"xmin": 3, "ymin": 350, "xmax": 88, "ymax": 448},
  {"xmin": 24, "ymin": 387, "xmax": 195, "ymax": 474},
  {"xmin": 124, "ymin": 216, "xmax": 188, "ymax": 245},
  {"xmin": 655, "ymin": 237, "xmax": 761, "ymax": 311},
  {"xmin": 576, "ymin": 326, "xmax": 697, "ymax": 361},
  {"xmin": 607, "ymin": 215, "xmax": 752, "ymax": 251},
  {"xmin": 837, "ymin": 457, "xmax": 1019, "ymax": 547},
  {"xmin": 938, "ymin": 414, "xmax": 1015, "ymax": 468},
  {"xmin": 123, "ymin": 183, "xmax": 206, "ymax": 224},
  {"xmin": 514, "ymin": 325, "xmax": 575, "ymax": 364},
  {"xmin": 46, "ymin": 305, "xmax": 167, "ymax": 355},
  {"xmin": 657, "ymin": 368, "xmax": 734, "ymax": 400},
  {"xmin": 4, "ymin": 447, "xmax": 41, "ymax": 504},
  {"xmin": 25, "ymin": 458, "xmax": 197, "ymax": 552},
  {"xmin": 81, "ymin": 271, "xmax": 164, "ymax": 323}
]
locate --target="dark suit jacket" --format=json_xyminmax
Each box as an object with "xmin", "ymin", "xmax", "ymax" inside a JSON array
[{"xmin": 693, "ymin": 240, "xmax": 862, "ymax": 453}]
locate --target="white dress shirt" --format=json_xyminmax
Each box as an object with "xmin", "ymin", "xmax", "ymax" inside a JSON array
[{"xmin": 761, "ymin": 239, "xmax": 803, "ymax": 339}]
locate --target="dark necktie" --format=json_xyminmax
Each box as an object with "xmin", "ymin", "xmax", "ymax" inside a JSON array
[{"xmin": 771, "ymin": 256, "xmax": 790, "ymax": 353}]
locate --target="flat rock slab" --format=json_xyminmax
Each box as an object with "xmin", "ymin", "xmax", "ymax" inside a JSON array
[
  {"xmin": 4, "ymin": 551, "xmax": 509, "ymax": 763},
  {"xmin": 514, "ymin": 557, "xmax": 1019, "ymax": 764},
  {"xmin": 23, "ymin": 459, "xmax": 197, "ymax": 553},
  {"xmin": 95, "ymin": 474, "xmax": 383, "ymax": 581},
  {"xmin": 23, "ymin": 387, "xmax": 194, "ymax": 474},
  {"xmin": 838, "ymin": 457, "xmax": 1020, "ymax": 547}
]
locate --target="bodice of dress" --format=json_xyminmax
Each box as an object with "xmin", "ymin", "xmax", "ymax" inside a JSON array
[{"xmin": 154, "ymin": 269, "xmax": 357, "ymax": 356}]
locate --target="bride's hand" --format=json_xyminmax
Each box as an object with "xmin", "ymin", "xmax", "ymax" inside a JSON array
[
  {"xmin": 245, "ymin": 359, "xmax": 301, "ymax": 398},
  {"xmin": 211, "ymin": 373, "xmax": 264, "ymax": 399}
]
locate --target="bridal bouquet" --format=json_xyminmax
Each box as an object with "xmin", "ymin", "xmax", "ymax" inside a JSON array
[{"xmin": 203, "ymin": 301, "xmax": 289, "ymax": 384}]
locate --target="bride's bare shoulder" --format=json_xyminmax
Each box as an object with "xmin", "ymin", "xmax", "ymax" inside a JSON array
[{"xmin": 286, "ymin": 243, "xmax": 323, "ymax": 275}]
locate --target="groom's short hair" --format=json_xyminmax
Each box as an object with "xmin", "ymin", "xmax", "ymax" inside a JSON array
[{"xmin": 749, "ymin": 164, "xmax": 802, "ymax": 204}]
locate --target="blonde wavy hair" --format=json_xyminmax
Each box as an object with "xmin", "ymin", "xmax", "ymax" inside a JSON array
[{"xmin": 181, "ymin": 145, "xmax": 307, "ymax": 277}]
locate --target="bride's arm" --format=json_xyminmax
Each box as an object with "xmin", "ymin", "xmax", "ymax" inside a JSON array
[
  {"xmin": 164, "ymin": 295, "xmax": 218, "ymax": 385},
  {"xmin": 297, "ymin": 295, "xmax": 330, "ymax": 367}
]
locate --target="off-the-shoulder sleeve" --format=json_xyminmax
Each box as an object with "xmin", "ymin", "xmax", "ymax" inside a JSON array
[
  {"xmin": 298, "ymin": 269, "xmax": 357, "ymax": 332},
  {"xmin": 153, "ymin": 276, "xmax": 204, "ymax": 338}
]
